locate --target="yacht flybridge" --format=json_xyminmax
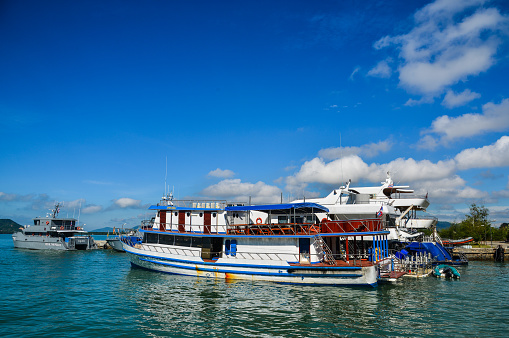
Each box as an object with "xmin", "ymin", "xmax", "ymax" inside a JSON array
[
  {"xmin": 293, "ymin": 173, "xmax": 437, "ymax": 241},
  {"xmin": 122, "ymin": 196, "xmax": 395, "ymax": 287}
]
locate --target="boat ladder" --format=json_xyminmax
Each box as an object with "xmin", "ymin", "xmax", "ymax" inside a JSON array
[{"xmin": 313, "ymin": 235, "xmax": 337, "ymax": 265}]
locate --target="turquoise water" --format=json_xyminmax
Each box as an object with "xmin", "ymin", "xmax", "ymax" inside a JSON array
[{"xmin": 1, "ymin": 234, "xmax": 508, "ymax": 337}]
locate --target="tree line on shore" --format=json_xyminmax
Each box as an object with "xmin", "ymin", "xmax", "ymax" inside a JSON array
[{"xmin": 438, "ymin": 203, "xmax": 509, "ymax": 242}]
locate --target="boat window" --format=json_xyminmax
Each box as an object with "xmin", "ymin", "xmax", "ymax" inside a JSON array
[
  {"xmin": 278, "ymin": 216, "xmax": 288, "ymax": 224},
  {"xmin": 198, "ymin": 237, "xmax": 211, "ymax": 248},
  {"xmin": 212, "ymin": 213, "xmax": 216, "ymax": 218},
  {"xmin": 174, "ymin": 235, "xmax": 191, "ymax": 247},
  {"xmin": 191, "ymin": 237, "xmax": 203, "ymax": 248},
  {"xmin": 159, "ymin": 234, "xmax": 174, "ymax": 245},
  {"xmin": 174, "ymin": 212, "xmax": 178, "ymax": 216},
  {"xmin": 34, "ymin": 220, "xmax": 40, "ymax": 225},
  {"xmin": 145, "ymin": 232, "xmax": 159, "ymax": 244},
  {"xmin": 199, "ymin": 213, "xmax": 203, "ymax": 217},
  {"xmin": 186, "ymin": 212, "xmax": 190, "ymax": 217},
  {"xmin": 53, "ymin": 220, "xmax": 63, "ymax": 226}
]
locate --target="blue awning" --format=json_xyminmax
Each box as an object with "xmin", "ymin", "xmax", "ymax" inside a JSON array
[{"xmin": 225, "ymin": 202, "xmax": 328, "ymax": 214}]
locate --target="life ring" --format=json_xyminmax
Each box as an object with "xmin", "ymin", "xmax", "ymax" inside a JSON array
[
  {"xmin": 256, "ymin": 217, "xmax": 262, "ymax": 224},
  {"xmin": 60, "ymin": 226, "xmax": 64, "ymax": 230},
  {"xmin": 309, "ymin": 225, "xmax": 319, "ymax": 233},
  {"xmin": 46, "ymin": 221, "xmax": 49, "ymax": 225}
]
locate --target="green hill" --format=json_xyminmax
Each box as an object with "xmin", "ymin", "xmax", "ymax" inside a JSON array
[
  {"xmin": 0, "ymin": 219, "xmax": 22, "ymax": 234},
  {"xmin": 436, "ymin": 221, "xmax": 451, "ymax": 229}
]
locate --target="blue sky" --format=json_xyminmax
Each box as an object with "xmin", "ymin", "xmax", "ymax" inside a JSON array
[{"xmin": 1, "ymin": 0, "xmax": 509, "ymax": 230}]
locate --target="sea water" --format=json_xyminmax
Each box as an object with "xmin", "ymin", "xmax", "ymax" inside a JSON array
[{"xmin": 0, "ymin": 234, "xmax": 508, "ymax": 337}]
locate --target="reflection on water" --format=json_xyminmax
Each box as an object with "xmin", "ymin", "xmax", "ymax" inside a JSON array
[
  {"xmin": 118, "ymin": 263, "xmax": 509, "ymax": 338},
  {"xmin": 0, "ymin": 234, "xmax": 508, "ymax": 338}
]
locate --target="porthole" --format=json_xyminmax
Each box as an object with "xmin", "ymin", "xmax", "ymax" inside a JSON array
[
  {"xmin": 199, "ymin": 213, "xmax": 203, "ymax": 217},
  {"xmin": 186, "ymin": 212, "xmax": 190, "ymax": 217},
  {"xmin": 174, "ymin": 212, "xmax": 178, "ymax": 216},
  {"xmin": 212, "ymin": 213, "xmax": 217, "ymax": 218}
]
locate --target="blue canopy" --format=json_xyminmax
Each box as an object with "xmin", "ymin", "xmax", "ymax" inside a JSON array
[{"xmin": 225, "ymin": 202, "xmax": 328, "ymax": 214}]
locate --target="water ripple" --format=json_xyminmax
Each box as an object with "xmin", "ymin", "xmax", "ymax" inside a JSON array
[{"xmin": 0, "ymin": 235, "xmax": 508, "ymax": 337}]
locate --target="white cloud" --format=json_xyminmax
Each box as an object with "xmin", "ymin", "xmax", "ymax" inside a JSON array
[
  {"xmin": 417, "ymin": 175, "xmax": 489, "ymax": 204},
  {"xmin": 82, "ymin": 205, "xmax": 103, "ymax": 214},
  {"xmin": 285, "ymin": 155, "xmax": 372, "ymax": 192},
  {"xmin": 114, "ymin": 198, "xmax": 141, "ymax": 208},
  {"xmin": 442, "ymin": 89, "xmax": 481, "ymax": 108},
  {"xmin": 373, "ymin": 0, "xmax": 508, "ymax": 96},
  {"xmin": 0, "ymin": 192, "xmax": 19, "ymax": 201},
  {"xmin": 372, "ymin": 158, "xmax": 457, "ymax": 183},
  {"xmin": 208, "ymin": 168, "xmax": 235, "ymax": 179},
  {"xmin": 404, "ymin": 96, "xmax": 434, "ymax": 106},
  {"xmin": 455, "ymin": 135, "xmax": 509, "ymax": 169},
  {"xmin": 367, "ymin": 59, "xmax": 392, "ymax": 78},
  {"xmin": 318, "ymin": 140, "xmax": 392, "ymax": 160},
  {"xmin": 421, "ymin": 99, "xmax": 509, "ymax": 147},
  {"xmin": 201, "ymin": 179, "xmax": 281, "ymax": 204},
  {"xmin": 349, "ymin": 66, "xmax": 360, "ymax": 80}
]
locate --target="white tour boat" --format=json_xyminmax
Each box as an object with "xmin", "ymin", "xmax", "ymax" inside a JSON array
[{"xmin": 122, "ymin": 196, "xmax": 393, "ymax": 287}]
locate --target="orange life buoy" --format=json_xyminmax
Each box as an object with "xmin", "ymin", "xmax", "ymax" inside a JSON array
[
  {"xmin": 46, "ymin": 221, "xmax": 49, "ymax": 225},
  {"xmin": 60, "ymin": 226, "xmax": 64, "ymax": 230},
  {"xmin": 256, "ymin": 217, "xmax": 262, "ymax": 224}
]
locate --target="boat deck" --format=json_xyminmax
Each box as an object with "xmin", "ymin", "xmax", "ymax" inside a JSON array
[{"xmin": 379, "ymin": 271, "xmax": 407, "ymax": 279}]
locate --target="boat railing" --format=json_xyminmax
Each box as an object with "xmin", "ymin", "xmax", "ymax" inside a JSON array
[
  {"xmin": 126, "ymin": 240, "xmax": 384, "ymax": 267},
  {"xmin": 226, "ymin": 218, "xmax": 385, "ymax": 236},
  {"xmin": 391, "ymin": 249, "xmax": 433, "ymax": 276},
  {"xmin": 156, "ymin": 199, "xmax": 231, "ymax": 209}
]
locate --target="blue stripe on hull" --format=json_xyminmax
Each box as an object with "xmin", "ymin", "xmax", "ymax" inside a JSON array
[
  {"xmin": 129, "ymin": 261, "xmax": 377, "ymax": 287},
  {"xmin": 138, "ymin": 256, "xmax": 363, "ymax": 278},
  {"xmin": 126, "ymin": 250, "xmax": 377, "ymax": 287},
  {"xmin": 125, "ymin": 247, "xmax": 363, "ymax": 271}
]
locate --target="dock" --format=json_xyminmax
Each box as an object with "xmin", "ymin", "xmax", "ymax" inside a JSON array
[{"xmin": 453, "ymin": 241, "xmax": 507, "ymax": 261}]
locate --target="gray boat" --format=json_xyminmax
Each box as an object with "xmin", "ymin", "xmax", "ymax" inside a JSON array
[{"xmin": 12, "ymin": 203, "xmax": 97, "ymax": 250}]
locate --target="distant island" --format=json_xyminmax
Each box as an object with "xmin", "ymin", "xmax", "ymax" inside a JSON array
[
  {"xmin": 0, "ymin": 221, "xmax": 136, "ymax": 235},
  {"xmin": 0, "ymin": 219, "xmax": 22, "ymax": 234}
]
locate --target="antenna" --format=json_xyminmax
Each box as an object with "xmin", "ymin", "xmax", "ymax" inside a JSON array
[{"xmin": 165, "ymin": 156, "xmax": 168, "ymax": 197}]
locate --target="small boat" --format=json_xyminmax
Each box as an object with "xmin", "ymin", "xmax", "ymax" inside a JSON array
[
  {"xmin": 441, "ymin": 237, "xmax": 474, "ymax": 246},
  {"xmin": 12, "ymin": 203, "xmax": 96, "ymax": 250},
  {"xmin": 106, "ymin": 228, "xmax": 141, "ymax": 252},
  {"xmin": 433, "ymin": 264, "xmax": 460, "ymax": 279},
  {"xmin": 106, "ymin": 236, "xmax": 124, "ymax": 251}
]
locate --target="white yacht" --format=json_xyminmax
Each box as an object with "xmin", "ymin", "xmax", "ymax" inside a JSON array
[{"xmin": 293, "ymin": 173, "xmax": 437, "ymax": 241}]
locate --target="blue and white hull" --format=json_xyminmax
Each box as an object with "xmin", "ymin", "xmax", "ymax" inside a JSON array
[{"xmin": 123, "ymin": 242, "xmax": 378, "ymax": 287}]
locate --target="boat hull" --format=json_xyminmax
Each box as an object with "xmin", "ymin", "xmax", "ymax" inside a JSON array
[
  {"xmin": 12, "ymin": 233, "xmax": 96, "ymax": 250},
  {"xmin": 124, "ymin": 244, "xmax": 378, "ymax": 287},
  {"xmin": 106, "ymin": 238, "xmax": 125, "ymax": 252}
]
